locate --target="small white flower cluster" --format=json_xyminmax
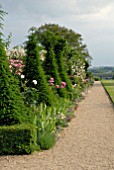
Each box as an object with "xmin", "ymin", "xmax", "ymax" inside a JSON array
[
  {"xmin": 6, "ymin": 46, "xmax": 26, "ymax": 60},
  {"xmin": 21, "ymin": 75, "xmax": 25, "ymax": 79},
  {"xmin": 21, "ymin": 75, "xmax": 37, "ymax": 85},
  {"xmin": 71, "ymin": 59, "xmax": 86, "ymax": 83},
  {"xmin": 32, "ymin": 80, "xmax": 37, "ymax": 85}
]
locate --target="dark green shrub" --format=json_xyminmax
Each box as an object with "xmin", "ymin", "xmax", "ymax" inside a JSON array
[
  {"xmin": 94, "ymin": 76, "xmax": 101, "ymax": 81},
  {"xmin": 38, "ymin": 132, "xmax": 56, "ymax": 150},
  {"xmin": 40, "ymin": 31, "xmax": 71, "ymax": 98},
  {"xmin": 0, "ymin": 37, "xmax": 28, "ymax": 126},
  {"xmin": 43, "ymin": 32, "xmax": 67, "ymax": 98},
  {"xmin": 54, "ymin": 37, "xmax": 73, "ymax": 95},
  {"xmin": 112, "ymin": 74, "xmax": 114, "ymax": 80},
  {"xmin": 24, "ymin": 32, "xmax": 53, "ymax": 105},
  {"xmin": 0, "ymin": 124, "xmax": 39, "ymax": 155}
]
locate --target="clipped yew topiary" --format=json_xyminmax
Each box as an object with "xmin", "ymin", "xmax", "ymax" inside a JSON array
[
  {"xmin": 24, "ymin": 31, "xmax": 53, "ymax": 105},
  {"xmin": 46, "ymin": 47, "xmax": 68, "ymax": 98},
  {"xmin": 0, "ymin": 38, "xmax": 28, "ymax": 126},
  {"xmin": 42, "ymin": 31, "xmax": 67, "ymax": 98},
  {"xmin": 54, "ymin": 37, "xmax": 73, "ymax": 95}
]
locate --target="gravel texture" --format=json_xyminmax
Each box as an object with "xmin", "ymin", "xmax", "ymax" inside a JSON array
[{"xmin": 0, "ymin": 81, "xmax": 114, "ymax": 170}]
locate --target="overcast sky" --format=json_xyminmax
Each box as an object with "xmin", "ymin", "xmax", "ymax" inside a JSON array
[{"xmin": 1, "ymin": 0, "xmax": 114, "ymax": 66}]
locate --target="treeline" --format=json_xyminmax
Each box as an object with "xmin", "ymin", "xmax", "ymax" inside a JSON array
[{"xmin": 89, "ymin": 66, "xmax": 114, "ymax": 79}]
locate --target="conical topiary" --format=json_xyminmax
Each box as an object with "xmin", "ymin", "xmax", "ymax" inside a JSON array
[
  {"xmin": 24, "ymin": 31, "xmax": 53, "ymax": 105},
  {"xmin": 42, "ymin": 32, "xmax": 67, "ymax": 98},
  {"xmin": 0, "ymin": 38, "xmax": 28, "ymax": 126},
  {"xmin": 54, "ymin": 37, "xmax": 73, "ymax": 95}
]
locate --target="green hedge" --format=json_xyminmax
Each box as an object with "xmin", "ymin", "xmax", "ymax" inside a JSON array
[{"xmin": 0, "ymin": 124, "xmax": 39, "ymax": 155}]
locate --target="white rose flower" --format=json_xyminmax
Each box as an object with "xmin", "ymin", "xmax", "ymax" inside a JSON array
[
  {"xmin": 32, "ymin": 80, "xmax": 37, "ymax": 85},
  {"xmin": 21, "ymin": 75, "xmax": 25, "ymax": 79}
]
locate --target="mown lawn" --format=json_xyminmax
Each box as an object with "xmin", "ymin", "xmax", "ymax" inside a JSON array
[{"xmin": 101, "ymin": 80, "xmax": 114, "ymax": 103}]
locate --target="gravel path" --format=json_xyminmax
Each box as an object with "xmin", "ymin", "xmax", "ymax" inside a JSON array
[{"xmin": 0, "ymin": 81, "xmax": 114, "ymax": 170}]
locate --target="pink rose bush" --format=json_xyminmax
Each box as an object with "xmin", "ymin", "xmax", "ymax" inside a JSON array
[
  {"xmin": 48, "ymin": 77, "xmax": 66, "ymax": 89},
  {"xmin": 9, "ymin": 59, "xmax": 24, "ymax": 75},
  {"xmin": 5, "ymin": 47, "xmax": 26, "ymax": 76}
]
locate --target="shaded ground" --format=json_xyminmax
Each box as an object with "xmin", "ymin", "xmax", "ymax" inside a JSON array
[{"xmin": 0, "ymin": 81, "xmax": 114, "ymax": 170}]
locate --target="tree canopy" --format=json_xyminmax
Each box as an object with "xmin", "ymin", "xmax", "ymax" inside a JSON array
[{"xmin": 36, "ymin": 23, "xmax": 92, "ymax": 63}]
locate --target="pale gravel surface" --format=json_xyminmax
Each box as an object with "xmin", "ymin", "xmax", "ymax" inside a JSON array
[{"xmin": 0, "ymin": 81, "xmax": 114, "ymax": 170}]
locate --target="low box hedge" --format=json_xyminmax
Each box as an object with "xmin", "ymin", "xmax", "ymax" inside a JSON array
[{"xmin": 0, "ymin": 124, "xmax": 38, "ymax": 155}]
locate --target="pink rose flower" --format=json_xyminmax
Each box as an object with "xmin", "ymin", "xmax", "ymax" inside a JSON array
[
  {"xmin": 61, "ymin": 82, "xmax": 66, "ymax": 87},
  {"xmin": 49, "ymin": 77, "xmax": 54, "ymax": 83}
]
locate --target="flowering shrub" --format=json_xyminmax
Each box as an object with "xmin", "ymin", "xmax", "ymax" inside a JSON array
[
  {"xmin": 9, "ymin": 59, "xmax": 24, "ymax": 75},
  {"xmin": 5, "ymin": 47, "xmax": 25, "ymax": 76},
  {"xmin": 48, "ymin": 77, "xmax": 66, "ymax": 89},
  {"xmin": 71, "ymin": 59, "xmax": 86, "ymax": 84},
  {"xmin": 19, "ymin": 75, "xmax": 39, "ymax": 106},
  {"xmin": 6, "ymin": 46, "xmax": 26, "ymax": 60},
  {"xmin": 70, "ymin": 59, "xmax": 93, "ymax": 95}
]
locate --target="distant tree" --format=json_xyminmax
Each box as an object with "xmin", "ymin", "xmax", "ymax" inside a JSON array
[{"xmin": 36, "ymin": 23, "xmax": 92, "ymax": 63}]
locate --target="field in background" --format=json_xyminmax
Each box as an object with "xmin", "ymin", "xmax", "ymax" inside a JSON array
[
  {"xmin": 101, "ymin": 80, "xmax": 114, "ymax": 103},
  {"xmin": 89, "ymin": 66, "xmax": 114, "ymax": 79}
]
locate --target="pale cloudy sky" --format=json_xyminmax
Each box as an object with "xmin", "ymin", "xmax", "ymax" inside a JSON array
[{"xmin": 1, "ymin": 0, "xmax": 114, "ymax": 66}]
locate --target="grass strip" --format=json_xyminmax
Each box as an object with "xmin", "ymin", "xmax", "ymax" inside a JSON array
[{"xmin": 101, "ymin": 80, "xmax": 114, "ymax": 104}]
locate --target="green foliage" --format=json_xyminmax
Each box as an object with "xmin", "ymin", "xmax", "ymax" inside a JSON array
[
  {"xmin": 35, "ymin": 98, "xmax": 75, "ymax": 150},
  {"xmin": 42, "ymin": 31, "xmax": 67, "ymax": 98},
  {"xmin": 0, "ymin": 18, "xmax": 92, "ymax": 154},
  {"xmin": 0, "ymin": 124, "xmax": 39, "ymax": 155},
  {"xmin": 32, "ymin": 24, "xmax": 91, "ymax": 97},
  {"xmin": 35, "ymin": 103, "xmax": 57, "ymax": 135},
  {"xmin": 36, "ymin": 23, "xmax": 92, "ymax": 63},
  {"xmin": 54, "ymin": 37, "xmax": 73, "ymax": 95},
  {"xmin": 22, "ymin": 86, "xmax": 39, "ymax": 107},
  {"xmin": 94, "ymin": 76, "xmax": 101, "ymax": 81},
  {"xmin": 35, "ymin": 103, "xmax": 57, "ymax": 150},
  {"xmin": 24, "ymin": 31, "xmax": 53, "ymax": 105},
  {"xmin": 35, "ymin": 24, "xmax": 91, "ymax": 87},
  {"xmin": 53, "ymin": 98, "xmax": 75, "ymax": 129},
  {"xmin": 38, "ymin": 132, "xmax": 56, "ymax": 150},
  {"xmin": 20, "ymin": 77, "xmax": 39, "ymax": 107},
  {"xmin": 4, "ymin": 33, "xmax": 12, "ymax": 49},
  {"xmin": 41, "ymin": 33, "xmax": 73, "ymax": 95},
  {"xmin": 0, "ymin": 38, "xmax": 28, "ymax": 126}
]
